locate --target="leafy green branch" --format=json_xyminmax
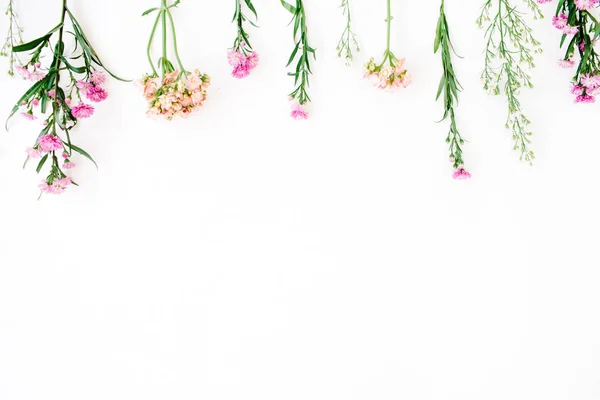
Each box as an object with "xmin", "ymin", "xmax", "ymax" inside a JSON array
[
  {"xmin": 477, "ymin": 0, "xmax": 542, "ymax": 165},
  {"xmin": 281, "ymin": 0, "xmax": 316, "ymax": 105},
  {"xmin": 336, "ymin": 0, "xmax": 359, "ymax": 66},
  {"xmin": 1, "ymin": 0, "xmax": 23, "ymax": 75},
  {"xmin": 435, "ymin": 0, "xmax": 466, "ymax": 170},
  {"xmin": 232, "ymin": 0, "xmax": 257, "ymax": 55}
]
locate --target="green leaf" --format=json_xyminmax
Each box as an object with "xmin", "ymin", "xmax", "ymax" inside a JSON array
[
  {"xmin": 435, "ymin": 75, "xmax": 446, "ymax": 101},
  {"xmin": 244, "ymin": 0, "xmax": 258, "ymax": 19},
  {"xmin": 6, "ymin": 77, "xmax": 48, "ymax": 129},
  {"xmin": 142, "ymin": 7, "xmax": 159, "ymax": 16},
  {"xmin": 286, "ymin": 41, "xmax": 300, "ymax": 67},
  {"xmin": 280, "ymin": 0, "xmax": 296, "ymax": 14},
  {"xmin": 36, "ymin": 154, "xmax": 49, "ymax": 173},
  {"xmin": 67, "ymin": 143, "xmax": 98, "ymax": 169},
  {"xmin": 13, "ymin": 34, "xmax": 51, "ymax": 53}
]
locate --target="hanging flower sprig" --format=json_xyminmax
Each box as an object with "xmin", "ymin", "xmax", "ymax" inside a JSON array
[
  {"xmin": 435, "ymin": 0, "xmax": 470, "ymax": 180},
  {"xmin": 281, "ymin": 0, "xmax": 316, "ymax": 120},
  {"xmin": 6, "ymin": 0, "xmax": 125, "ymax": 196},
  {"xmin": 228, "ymin": 0, "xmax": 259, "ymax": 78},
  {"xmin": 336, "ymin": 0, "xmax": 360, "ymax": 66},
  {"xmin": 364, "ymin": 0, "xmax": 411, "ymax": 90},
  {"xmin": 141, "ymin": 0, "xmax": 210, "ymax": 120},
  {"xmin": 544, "ymin": 0, "xmax": 600, "ymax": 103},
  {"xmin": 1, "ymin": 0, "xmax": 23, "ymax": 76},
  {"xmin": 477, "ymin": 0, "xmax": 543, "ymax": 165}
]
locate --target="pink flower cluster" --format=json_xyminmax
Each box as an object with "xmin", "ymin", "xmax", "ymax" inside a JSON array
[
  {"xmin": 552, "ymin": 13, "xmax": 579, "ymax": 35},
  {"xmin": 572, "ymin": 73, "xmax": 600, "ymax": 103},
  {"xmin": 452, "ymin": 165, "xmax": 472, "ymax": 180},
  {"xmin": 364, "ymin": 57, "xmax": 411, "ymax": 90},
  {"xmin": 574, "ymin": 0, "xmax": 599, "ymax": 9},
  {"xmin": 15, "ymin": 63, "xmax": 45, "ymax": 82},
  {"xmin": 228, "ymin": 50, "xmax": 259, "ymax": 79},
  {"xmin": 141, "ymin": 70, "xmax": 210, "ymax": 120},
  {"xmin": 39, "ymin": 177, "xmax": 72, "ymax": 195}
]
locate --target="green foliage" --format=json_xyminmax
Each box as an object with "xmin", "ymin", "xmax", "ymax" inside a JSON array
[
  {"xmin": 435, "ymin": 0, "xmax": 466, "ymax": 170},
  {"xmin": 1, "ymin": 0, "xmax": 23, "ymax": 76},
  {"xmin": 336, "ymin": 0, "xmax": 359, "ymax": 66},
  {"xmin": 477, "ymin": 0, "xmax": 542, "ymax": 165},
  {"xmin": 232, "ymin": 0, "xmax": 258, "ymax": 54},
  {"xmin": 281, "ymin": 0, "xmax": 316, "ymax": 105}
]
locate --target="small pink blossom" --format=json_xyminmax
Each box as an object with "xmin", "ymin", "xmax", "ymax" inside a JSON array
[
  {"xmin": 227, "ymin": 50, "xmax": 245, "ymax": 67},
  {"xmin": 558, "ymin": 58, "xmax": 575, "ymax": 68},
  {"xmin": 39, "ymin": 177, "xmax": 72, "ymax": 195},
  {"xmin": 32, "ymin": 99, "xmax": 40, "ymax": 107},
  {"xmin": 290, "ymin": 102, "xmax": 308, "ymax": 120},
  {"xmin": 575, "ymin": 94, "xmax": 596, "ymax": 103},
  {"xmin": 71, "ymin": 103, "xmax": 95, "ymax": 119},
  {"xmin": 246, "ymin": 52, "xmax": 259, "ymax": 70},
  {"xmin": 232, "ymin": 63, "xmax": 250, "ymax": 79},
  {"xmin": 26, "ymin": 147, "xmax": 42, "ymax": 159},
  {"xmin": 63, "ymin": 162, "xmax": 76, "ymax": 169},
  {"xmin": 553, "ymin": 13, "xmax": 568, "ymax": 30},
  {"xmin": 452, "ymin": 166, "xmax": 472, "ymax": 180},
  {"xmin": 90, "ymin": 71, "xmax": 106, "ymax": 86},
  {"xmin": 574, "ymin": 0, "xmax": 599, "ymax": 10},
  {"xmin": 21, "ymin": 111, "xmax": 36, "ymax": 121}
]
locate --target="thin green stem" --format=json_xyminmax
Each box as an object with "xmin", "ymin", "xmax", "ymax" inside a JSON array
[
  {"xmin": 166, "ymin": 8, "xmax": 185, "ymax": 73},
  {"xmin": 147, "ymin": 11, "xmax": 161, "ymax": 76},
  {"xmin": 161, "ymin": 0, "xmax": 167, "ymax": 78}
]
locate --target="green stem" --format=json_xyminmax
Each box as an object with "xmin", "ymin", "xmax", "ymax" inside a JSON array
[
  {"xmin": 385, "ymin": 0, "xmax": 391, "ymax": 61},
  {"xmin": 161, "ymin": 0, "xmax": 167, "ymax": 78},
  {"xmin": 166, "ymin": 7, "xmax": 185, "ymax": 73},
  {"xmin": 147, "ymin": 10, "xmax": 161, "ymax": 76}
]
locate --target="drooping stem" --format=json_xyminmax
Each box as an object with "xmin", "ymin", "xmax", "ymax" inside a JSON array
[
  {"xmin": 161, "ymin": 0, "xmax": 167, "ymax": 77},
  {"xmin": 147, "ymin": 11, "xmax": 161, "ymax": 76},
  {"xmin": 166, "ymin": 7, "xmax": 185, "ymax": 73}
]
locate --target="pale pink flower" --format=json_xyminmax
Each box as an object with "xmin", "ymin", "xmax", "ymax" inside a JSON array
[
  {"xmin": 26, "ymin": 147, "xmax": 42, "ymax": 159},
  {"xmin": 38, "ymin": 134, "xmax": 63, "ymax": 152},
  {"xmin": 185, "ymin": 73, "xmax": 202, "ymax": 90},
  {"xmin": 163, "ymin": 70, "xmax": 178, "ymax": 85},
  {"xmin": 571, "ymin": 84, "xmax": 585, "ymax": 96},
  {"xmin": 39, "ymin": 177, "xmax": 72, "ymax": 194},
  {"xmin": 21, "ymin": 111, "xmax": 36, "ymax": 121},
  {"xmin": 191, "ymin": 91, "xmax": 205, "ymax": 105},
  {"xmin": 558, "ymin": 58, "xmax": 575, "ymax": 68},
  {"xmin": 90, "ymin": 71, "xmax": 106, "ymax": 86},
  {"xmin": 15, "ymin": 65, "xmax": 30, "ymax": 79},
  {"xmin": 574, "ymin": 0, "xmax": 599, "ymax": 10},
  {"xmin": 29, "ymin": 71, "xmax": 45, "ymax": 82},
  {"xmin": 63, "ymin": 162, "xmax": 76, "ymax": 169},
  {"xmin": 290, "ymin": 102, "xmax": 308, "ymax": 120},
  {"xmin": 227, "ymin": 50, "xmax": 245, "ymax": 67},
  {"xmin": 76, "ymin": 80, "xmax": 92, "ymax": 95},
  {"xmin": 246, "ymin": 52, "xmax": 259, "ymax": 70},
  {"xmin": 71, "ymin": 103, "xmax": 95, "ymax": 118},
  {"xmin": 32, "ymin": 99, "xmax": 40, "ymax": 107},
  {"xmin": 564, "ymin": 25, "xmax": 579, "ymax": 35}
]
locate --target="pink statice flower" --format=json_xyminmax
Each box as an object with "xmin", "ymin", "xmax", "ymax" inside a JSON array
[
  {"xmin": 452, "ymin": 165, "xmax": 472, "ymax": 180},
  {"xmin": 38, "ymin": 134, "xmax": 63, "ymax": 152},
  {"xmin": 71, "ymin": 103, "xmax": 95, "ymax": 118}
]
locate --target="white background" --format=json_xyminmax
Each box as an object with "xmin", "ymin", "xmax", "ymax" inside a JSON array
[{"xmin": 0, "ymin": 0, "xmax": 599, "ymax": 399}]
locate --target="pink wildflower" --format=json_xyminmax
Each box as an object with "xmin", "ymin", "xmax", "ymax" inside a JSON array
[
  {"xmin": 38, "ymin": 134, "xmax": 63, "ymax": 152},
  {"xmin": 63, "ymin": 162, "xmax": 76, "ymax": 169},
  {"xmin": 85, "ymin": 86, "xmax": 108, "ymax": 102},
  {"xmin": 90, "ymin": 71, "xmax": 106, "ymax": 86},
  {"xmin": 227, "ymin": 50, "xmax": 245, "ymax": 67},
  {"xmin": 575, "ymin": 94, "xmax": 596, "ymax": 103},
  {"xmin": 232, "ymin": 63, "xmax": 250, "ymax": 79},
  {"xmin": 21, "ymin": 111, "xmax": 36, "ymax": 121},
  {"xmin": 71, "ymin": 103, "xmax": 95, "ymax": 119},
  {"xmin": 290, "ymin": 102, "xmax": 308, "ymax": 120},
  {"xmin": 553, "ymin": 13, "xmax": 568, "ymax": 30},
  {"xmin": 26, "ymin": 147, "xmax": 42, "ymax": 159},
  {"xmin": 246, "ymin": 52, "xmax": 259, "ymax": 70},
  {"xmin": 452, "ymin": 166, "xmax": 472, "ymax": 180}
]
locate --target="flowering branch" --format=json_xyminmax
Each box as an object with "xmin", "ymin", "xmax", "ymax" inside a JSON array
[
  {"xmin": 1, "ymin": 0, "xmax": 23, "ymax": 76},
  {"xmin": 228, "ymin": 0, "xmax": 259, "ymax": 78},
  {"xmin": 336, "ymin": 0, "xmax": 359, "ymax": 66},
  {"xmin": 141, "ymin": 0, "xmax": 210, "ymax": 120},
  {"xmin": 6, "ymin": 0, "xmax": 125, "ymax": 195},
  {"xmin": 545, "ymin": 0, "xmax": 600, "ymax": 102},
  {"xmin": 477, "ymin": 0, "xmax": 543, "ymax": 165},
  {"xmin": 364, "ymin": 0, "xmax": 411, "ymax": 90},
  {"xmin": 281, "ymin": 0, "xmax": 316, "ymax": 120},
  {"xmin": 435, "ymin": 0, "xmax": 470, "ymax": 180}
]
